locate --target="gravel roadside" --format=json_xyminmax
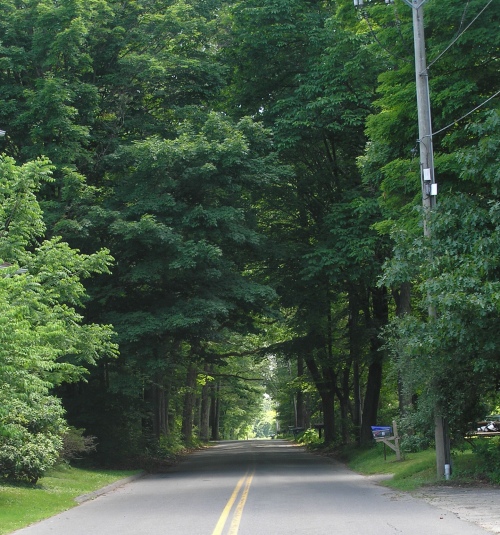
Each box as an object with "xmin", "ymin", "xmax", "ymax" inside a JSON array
[{"xmin": 412, "ymin": 486, "xmax": 500, "ymax": 534}]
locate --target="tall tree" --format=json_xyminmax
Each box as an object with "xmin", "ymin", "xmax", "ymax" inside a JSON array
[
  {"xmin": 363, "ymin": 0, "xmax": 500, "ymax": 438},
  {"xmin": 0, "ymin": 155, "xmax": 116, "ymax": 482},
  {"xmin": 222, "ymin": 0, "xmax": 390, "ymax": 443},
  {"xmin": 1, "ymin": 0, "xmax": 283, "ymax": 458}
]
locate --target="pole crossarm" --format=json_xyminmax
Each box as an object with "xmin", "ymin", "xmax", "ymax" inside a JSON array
[
  {"xmin": 354, "ymin": 0, "xmax": 431, "ymax": 9},
  {"xmin": 400, "ymin": 0, "xmax": 430, "ymax": 9}
]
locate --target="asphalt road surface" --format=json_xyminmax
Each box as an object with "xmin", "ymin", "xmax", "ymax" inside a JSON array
[{"xmin": 13, "ymin": 440, "xmax": 493, "ymax": 535}]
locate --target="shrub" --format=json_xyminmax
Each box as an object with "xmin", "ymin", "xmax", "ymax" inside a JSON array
[
  {"xmin": 400, "ymin": 433, "xmax": 432, "ymax": 453},
  {"xmin": 296, "ymin": 428, "xmax": 322, "ymax": 445},
  {"xmin": 0, "ymin": 394, "xmax": 66, "ymax": 484},
  {"xmin": 60, "ymin": 427, "xmax": 97, "ymax": 463},
  {"xmin": 0, "ymin": 432, "xmax": 62, "ymax": 484},
  {"xmin": 473, "ymin": 437, "xmax": 500, "ymax": 484}
]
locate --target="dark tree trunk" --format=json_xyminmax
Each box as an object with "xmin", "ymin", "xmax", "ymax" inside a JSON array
[
  {"xmin": 296, "ymin": 354, "xmax": 305, "ymax": 428},
  {"xmin": 360, "ymin": 360, "xmax": 383, "ymax": 445},
  {"xmin": 304, "ymin": 352, "xmax": 337, "ymax": 444},
  {"xmin": 320, "ymin": 388, "xmax": 336, "ymax": 444},
  {"xmin": 353, "ymin": 362, "xmax": 361, "ymax": 437},
  {"xmin": 152, "ymin": 381, "xmax": 169, "ymax": 439},
  {"xmin": 349, "ymin": 289, "xmax": 362, "ymax": 441},
  {"xmin": 392, "ymin": 282, "xmax": 413, "ymax": 414},
  {"xmin": 199, "ymin": 366, "xmax": 211, "ymax": 441},
  {"xmin": 181, "ymin": 363, "xmax": 198, "ymax": 442},
  {"xmin": 210, "ymin": 381, "xmax": 220, "ymax": 441},
  {"xmin": 338, "ymin": 368, "xmax": 351, "ymax": 444},
  {"xmin": 360, "ymin": 286, "xmax": 389, "ymax": 445}
]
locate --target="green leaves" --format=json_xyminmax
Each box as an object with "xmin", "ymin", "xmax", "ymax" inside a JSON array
[
  {"xmin": 384, "ymin": 135, "xmax": 500, "ymax": 434},
  {"xmin": 0, "ymin": 156, "xmax": 117, "ymax": 481}
]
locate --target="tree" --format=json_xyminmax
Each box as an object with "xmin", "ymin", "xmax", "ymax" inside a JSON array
[
  {"xmin": 364, "ymin": 0, "xmax": 500, "ymax": 440},
  {"xmin": 383, "ymin": 110, "xmax": 500, "ymax": 438},
  {"xmin": 0, "ymin": 155, "xmax": 117, "ymax": 482},
  {"xmin": 58, "ymin": 110, "xmax": 286, "ymax": 456},
  {"xmin": 222, "ymin": 0, "xmax": 390, "ymax": 444},
  {"xmin": 1, "ymin": 0, "xmax": 279, "ymax": 458}
]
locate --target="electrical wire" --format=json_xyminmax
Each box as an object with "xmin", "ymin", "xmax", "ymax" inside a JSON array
[
  {"xmin": 456, "ymin": 0, "xmax": 471, "ymax": 35},
  {"xmin": 427, "ymin": 0, "xmax": 494, "ymax": 72},
  {"xmin": 361, "ymin": 11, "xmax": 410, "ymax": 63},
  {"xmin": 431, "ymin": 89, "xmax": 500, "ymax": 137}
]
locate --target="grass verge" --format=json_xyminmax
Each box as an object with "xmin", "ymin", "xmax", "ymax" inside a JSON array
[
  {"xmin": 337, "ymin": 442, "xmax": 497, "ymax": 492},
  {"xmin": 343, "ymin": 443, "xmax": 437, "ymax": 491},
  {"xmin": 0, "ymin": 465, "xmax": 140, "ymax": 535}
]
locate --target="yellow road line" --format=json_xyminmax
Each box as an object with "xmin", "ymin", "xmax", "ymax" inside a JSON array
[
  {"xmin": 211, "ymin": 469, "xmax": 255, "ymax": 535},
  {"xmin": 211, "ymin": 472, "xmax": 248, "ymax": 535},
  {"xmin": 228, "ymin": 470, "xmax": 255, "ymax": 535}
]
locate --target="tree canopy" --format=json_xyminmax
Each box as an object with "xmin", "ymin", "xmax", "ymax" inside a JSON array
[{"xmin": 0, "ymin": 0, "xmax": 499, "ymax": 478}]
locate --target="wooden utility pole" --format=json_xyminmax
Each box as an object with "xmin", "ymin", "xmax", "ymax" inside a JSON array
[
  {"xmin": 410, "ymin": 0, "xmax": 450, "ymax": 480},
  {"xmin": 355, "ymin": 0, "xmax": 450, "ymax": 478}
]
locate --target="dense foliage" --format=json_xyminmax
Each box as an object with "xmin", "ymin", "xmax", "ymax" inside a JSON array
[
  {"xmin": 0, "ymin": 156, "xmax": 116, "ymax": 482},
  {"xmin": 0, "ymin": 0, "xmax": 498, "ymax": 478}
]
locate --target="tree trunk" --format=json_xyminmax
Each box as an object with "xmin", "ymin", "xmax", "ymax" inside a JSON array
[
  {"xmin": 353, "ymin": 362, "xmax": 361, "ymax": 438},
  {"xmin": 181, "ymin": 363, "xmax": 198, "ymax": 442},
  {"xmin": 320, "ymin": 388, "xmax": 336, "ymax": 444},
  {"xmin": 210, "ymin": 381, "xmax": 220, "ymax": 441},
  {"xmin": 349, "ymin": 289, "xmax": 362, "ymax": 440},
  {"xmin": 360, "ymin": 359, "xmax": 383, "ymax": 445},
  {"xmin": 339, "ymin": 368, "xmax": 350, "ymax": 444},
  {"xmin": 304, "ymin": 352, "xmax": 336, "ymax": 444},
  {"xmin": 153, "ymin": 382, "xmax": 168, "ymax": 439},
  {"xmin": 199, "ymin": 367, "xmax": 211, "ymax": 441},
  {"xmin": 393, "ymin": 282, "xmax": 413, "ymax": 414},
  {"xmin": 360, "ymin": 286, "xmax": 389, "ymax": 445},
  {"xmin": 296, "ymin": 354, "xmax": 305, "ymax": 428}
]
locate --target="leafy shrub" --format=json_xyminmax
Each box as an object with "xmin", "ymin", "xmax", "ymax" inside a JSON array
[
  {"xmin": 60, "ymin": 427, "xmax": 97, "ymax": 463},
  {"xmin": 400, "ymin": 433, "xmax": 432, "ymax": 453},
  {"xmin": 296, "ymin": 428, "xmax": 322, "ymax": 445},
  {"xmin": 473, "ymin": 437, "xmax": 500, "ymax": 484},
  {"xmin": 0, "ymin": 433, "xmax": 62, "ymax": 484},
  {"xmin": 396, "ymin": 412, "xmax": 433, "ymax": 453},
  {"xmin": 0, "ymin": 394, "xmax": 66, "ymax": 484}
]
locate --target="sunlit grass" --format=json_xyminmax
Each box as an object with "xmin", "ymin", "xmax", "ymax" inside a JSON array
[
  {"xmin": 0, "ymin": 465, "xmax": 140, "ymax": 535},
  {"xmin": 341, "ymin": 442, "xmax": 491, "ymax": 492}
]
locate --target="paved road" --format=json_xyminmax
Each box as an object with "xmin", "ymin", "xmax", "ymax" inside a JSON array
[{"xmin": 13, "ymin": 440, "xmax": 495, "ymax": 535}]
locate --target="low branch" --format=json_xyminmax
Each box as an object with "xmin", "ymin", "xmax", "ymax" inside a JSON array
[{"xmin": 205, "ymin": 373, "xmax": 263, "ymax": 382}]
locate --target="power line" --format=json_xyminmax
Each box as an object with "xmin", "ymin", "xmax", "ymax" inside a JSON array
[
  {"xmin": 431, "ymin": 88, "xmax": 500, "ymax": 137},
  {"xmin": 358, "ymin": 10, "xmax": 410, "ymax": 63},
  {"xmin": 456, "ymin": 0, "xmax": 471, "ymax": 35},
  {"xmin": 427, "ymin": 0, "xmax": 494, "ymax": 72}
]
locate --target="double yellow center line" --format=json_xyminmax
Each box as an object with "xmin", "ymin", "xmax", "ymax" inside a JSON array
[{"xmin": 212, "ymin": 469, "xmax": 255, "ymax": 535}]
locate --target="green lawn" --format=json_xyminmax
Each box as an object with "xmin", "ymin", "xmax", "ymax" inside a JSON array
[
  {"xmin": 342, "ymin": 442, "xmax": 493, "ymax": 491},
  {"xmin": 0, "ymin": 465, "xmax": 140, "ymax": 535}
]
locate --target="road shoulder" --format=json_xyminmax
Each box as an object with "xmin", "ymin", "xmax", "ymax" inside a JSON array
[{"xmin": 412, "ymin": 485, "xmax": 500, "ymax": 533}]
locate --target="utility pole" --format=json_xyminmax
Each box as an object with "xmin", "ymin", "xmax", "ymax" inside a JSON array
[
  {"xmin": 411, "ymin": 0, "xmax": 451, "ymax": 481},
  {"xmin": 354, "ymin": 0, "xmax": 449, "ymax": 479}
]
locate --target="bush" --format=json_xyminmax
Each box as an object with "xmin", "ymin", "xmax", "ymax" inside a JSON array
[
  {"xmin": 397, "ymin": 412, "xmax": 433, "ymax": 453},
  {"xmin": 473, "ymin": 437, "xmax": 500, "ymax": 484},
  {"xmin": 60, "ymin": 427, "xmax": 97, "ymax": 463},
  {"xmin": 0, "ymin": 432, "xmax": 62, "ymax": 484},
  {"xmin": 400, "ymin": 433, "xmax": 432, "ymax": 453},
  {"xmin": 296, "ymin": 428, "xmax": 322, "ymax": 446},
  {"xmin": 0, "ymin": 394, "xmax": 66, "ymax": 484}
]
